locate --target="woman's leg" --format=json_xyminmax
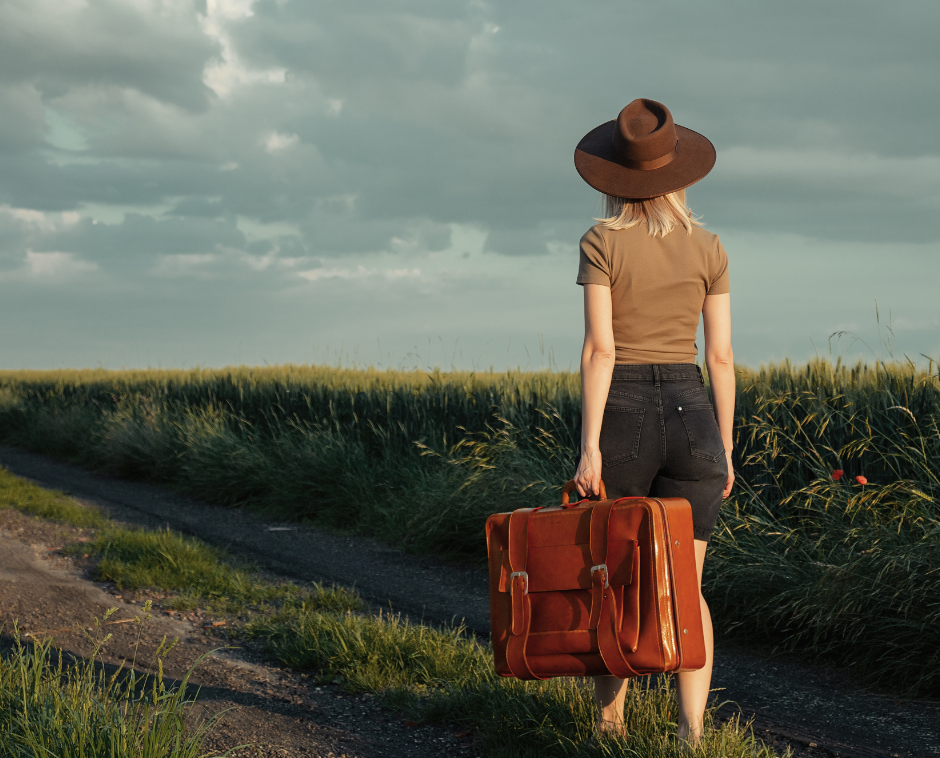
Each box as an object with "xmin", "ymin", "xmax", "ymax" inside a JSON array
[
  {"xmin": 592, "ymin": 674, "xmax": 629, "ymax": 735},
  {"xmin": 588, "ymin": 367, "xmax": 661, "ymax": 736},
  {"xmin": 593, "ymin": 541, "xmax": 712, "ymax": 740},
  {"xmin": 675, "ymin": 539, "xmax": 712, "ymax": 743}
]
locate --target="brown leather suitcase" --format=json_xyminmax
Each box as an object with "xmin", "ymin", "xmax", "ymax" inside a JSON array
[{"xmin": 486, "ymin": 480, "xmax": 706, "ymax": 680}]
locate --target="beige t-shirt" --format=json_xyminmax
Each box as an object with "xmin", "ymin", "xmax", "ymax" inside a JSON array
[{"xmin": 577, "ymin": 223, "xmax": 730, "ymax": 364}]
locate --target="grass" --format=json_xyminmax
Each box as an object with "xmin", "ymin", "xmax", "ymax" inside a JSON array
[
  {"xmin": 0, "ymin": 612, "xmax": 230, "ymax": 757},
  {"xmin": 1, "ymin": 357, "xmax": 937, "ymax": 548},
  {"xmin": 0, "ymin": 356, "xmax": 938, "ymax": 694},
  {"xmin": 83, "ymin": 525, "xmax": 367, "ymax": 615},
  {"xmin": 706, "ymin": 476, "xmax": 940, "ymax": 693},
  {"xmin": 0, "ymin": 466, "xmax": 105, "ymax": 528},
  {"xmin": 2, "ymin": 473, "xmax": 785, "ymax": 757},
  {"xmin": 0, "ymin": 464, "xmax": 361, "ymax": 616},
  {"xmin": 243, "ymin": 605, "xmax": 784, "ymax": 758},
  {"xmin": 83, "ymin": 527, "xmax": 289, "ymax": 612}
]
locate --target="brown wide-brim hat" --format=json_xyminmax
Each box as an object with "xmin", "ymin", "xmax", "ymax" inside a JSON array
[{"xmin": 574, "ymin": 98, "xmax": 715, "ymax": 199}]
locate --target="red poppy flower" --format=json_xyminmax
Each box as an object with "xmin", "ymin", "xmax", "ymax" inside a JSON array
[
  {"xmin": 855, "ymin": 475, "xmax": 868, "ymax": 485},
  {"xmin": 832, "ymin": 469, "xmax": 843, "ymax": 480}
]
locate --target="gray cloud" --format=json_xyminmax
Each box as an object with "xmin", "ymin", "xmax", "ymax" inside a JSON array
[
  {"xmin": 0, "ymin": 0, "xmax": 938, "ymax": 369},
  {"xmin": 223, "ymin": 0, "xmax": 940, "ymax": 243},
  {"xmin": 236, "ymin": 1, "xmax": 475, "ymax": 88},
  {"xmin": 0, "ymin": 0, "xmax": 218, "ymax": 112}
]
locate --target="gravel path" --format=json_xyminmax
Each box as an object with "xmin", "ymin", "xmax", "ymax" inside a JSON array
[{"xmin": 0, "ymin": 445, "xmax": 936, "ymax": 758}]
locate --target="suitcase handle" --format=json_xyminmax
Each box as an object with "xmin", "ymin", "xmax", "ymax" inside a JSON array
[{"xmin": 561, "ymin": 479, "xmax": 607, "ymax": 505}]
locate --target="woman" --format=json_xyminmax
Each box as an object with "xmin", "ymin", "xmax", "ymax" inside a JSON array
[{"xmin": 571, "ymin": 99, "xmax": 735, "ymax": 746}]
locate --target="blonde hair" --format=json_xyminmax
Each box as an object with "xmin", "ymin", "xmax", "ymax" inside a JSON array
[{"xmin": 595, "ymin": 191, "xmax": 702, "ymax": 237}]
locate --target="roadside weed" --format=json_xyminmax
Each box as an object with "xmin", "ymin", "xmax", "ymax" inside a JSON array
[
  {"xmin": 0, "ymin": 612, "xmax": 234, "ymax": 757},
  {"xmin": 247, "ymin": 603, "xmax": 786, "ymax": 758},
  {"xmin": 0, "ymin": 466, "xmax": 105, "ymax": 528},
  {"xmin": 75, "ymin": 526, "xmax": 362, "ymax": 615}
]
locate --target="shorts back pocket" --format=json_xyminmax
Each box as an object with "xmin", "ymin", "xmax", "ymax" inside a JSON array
[
  {"xmin": 600, "ymin": 406, "xmax": 645, "ymax": 466},
  {"xmin": 677, "ymin": 403, "xmax": 724, "ymax": 462}
]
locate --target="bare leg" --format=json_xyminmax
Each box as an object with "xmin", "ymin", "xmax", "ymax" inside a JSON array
[
  {"xmin": 593, "ymin": 674, "xmax": 629, "ymax": 735},
  {"xmin": 676, "ymin": 539, "xmax": 713, "ymax": 744}
]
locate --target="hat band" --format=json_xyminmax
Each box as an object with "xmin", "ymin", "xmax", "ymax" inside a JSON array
[{"xmin": 620, "ymin": 140, "xmax": 679, "ymax": 171}]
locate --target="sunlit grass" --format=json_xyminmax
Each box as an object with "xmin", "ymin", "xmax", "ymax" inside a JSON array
[
  {"xmin": 1, "ymin": 357, "xmax": 938, "ymax": 693},
  {"xmin": 0, "ymin": 466, "xmax": 105, "ymax": 528},
  {"xmin": 70, "ymin": 526, "xmax": 365, "ymax": 616},
  {"xmin": 242, "ymin": 603, "xmax": 785, "ymax": 757},
  {"xmin": 0, "ymin": 612, "xmax": 228, "ymax": 757},
  {"xmin": 82, "ymin": 527, "xmax": 276, "ymax": 611}
]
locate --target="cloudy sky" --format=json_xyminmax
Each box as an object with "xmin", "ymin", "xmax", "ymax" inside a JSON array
[{"xmin": 1, "ymin": 0, "xmax": 938, "ymax": 372}]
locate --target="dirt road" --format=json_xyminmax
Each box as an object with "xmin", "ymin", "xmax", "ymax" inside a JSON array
[
  {"xmin": 0, "ymin": 492, "xmax": 474, "ymax": 756},
  {"xmin": 0, "ymin": 445, "xmax": 936, "ymax": 758}
]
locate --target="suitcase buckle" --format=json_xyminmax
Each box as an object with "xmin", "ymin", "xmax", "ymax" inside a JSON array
[
  {"xmin": 509, "ymin": 571, "xmax": 528, "ymax": 595},
  {"xmin": 591, "ymin": 564, "xmax": 609, "ymax": 589}
]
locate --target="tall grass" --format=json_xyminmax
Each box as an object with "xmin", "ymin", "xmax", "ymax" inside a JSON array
[
  {"xmin": 0, "ymin": 613, "xmax": 229, "ymax": 757},
  {"xmin": 1, "ymin": 357, "xmax": 938, "ymax": 693},
  {"xmin": 243, "ymin": 605, "xmax": 784, "ymax": 758},
  {"xmin": 1, "ymin": 357, "xmax": 937, "ymax": 501}
]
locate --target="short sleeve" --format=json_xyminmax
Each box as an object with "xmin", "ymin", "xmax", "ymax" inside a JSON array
[
  {"xmin": 706, "ymin": 236, "xmax": 730, "ymax": 295},
  {"xmin": 576, "ymin": 226, "xmax": 610, "ymax": 287}
]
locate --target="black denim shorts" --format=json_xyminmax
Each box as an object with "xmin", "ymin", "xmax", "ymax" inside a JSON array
[{"xmin": 596, "ymin": 363, "xmax": 728, "ymax": 542}]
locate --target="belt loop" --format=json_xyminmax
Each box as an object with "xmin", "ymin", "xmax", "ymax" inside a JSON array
[
  {"xmin": 696, "ymin": 364, "xmax": 704, "ymax": 385},
  {"xmin": 652, "ymin": 364, "xmax": 661, "ymax": 386}
]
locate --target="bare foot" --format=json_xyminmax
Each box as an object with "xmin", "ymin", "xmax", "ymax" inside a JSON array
[
  {"xmin": 676, "ymin": 724, "xmax": 703, "ymax": 750},
  {"xmin": 595, "ymin": 719, "xmax": 627, "ymax": 740}
]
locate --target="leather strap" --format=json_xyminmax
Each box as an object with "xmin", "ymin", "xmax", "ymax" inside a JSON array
[
  {"xmin": 596, "ymin": 583, "xmax": 640, "ymax": 679},
  {"xmin": 589, "ymin": 501, "xmax": 614, "ymax": 568},
  {"xmin": 505, "ymin": 508, "xmax": 546, "ymax": 681},
  {"xmin": 587, "ymin": 501, "xmax": 613, "ymax": 630},
  {"xmin": 508, "ymin": 507, "xmax": 532, "ymax": 577},
  {"xmin": 588, "ymin": 564, "xmax": 606, "ymax": 629},
  {"xmin": 588, "ymin": 500, "xmax": 640, "ymax": 679}
]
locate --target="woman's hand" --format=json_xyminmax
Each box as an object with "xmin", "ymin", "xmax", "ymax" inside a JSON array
[
  {"xmin": 722, "ymin": 450, "xmax": 735, "ymax": 498},
  {"xmin": 574, "ymin": 448, "xmax": 603, "ymax": 498}
]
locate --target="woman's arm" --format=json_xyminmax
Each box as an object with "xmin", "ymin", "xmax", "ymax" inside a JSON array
[
  {"xmin": 702, "ymin": 292, "xmax": 735, "ymax": 498},
  {"xmin": 573, "ymin": 283, "xmax": 616, "ymax": 497}
]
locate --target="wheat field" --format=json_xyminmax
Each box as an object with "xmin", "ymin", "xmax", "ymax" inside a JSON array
[{"xmin": 1, "ymin": 356, "xmax": 938, "ymax": 694}]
